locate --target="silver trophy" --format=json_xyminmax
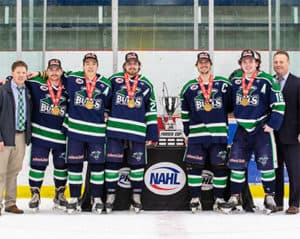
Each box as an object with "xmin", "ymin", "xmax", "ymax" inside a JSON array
[
  {"xmin": 158, "ymin": 83, "xmax": 184, "ymax": 147},
  {"xmin": 161, "ymin": 96, "xmax": 180, "ymax": 130}
]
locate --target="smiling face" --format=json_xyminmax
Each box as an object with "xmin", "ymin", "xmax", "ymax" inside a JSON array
[
  {"xmin": 124, "ymin": 60, "xmax": 140, "ymax": 76},
  {"xmin": 83, "ymin": 58, "xmax": 98, "ymax": 78},
  {"xmin": 273, "ymin": 53, "xmax": 289, "ymax": 78},
  {"xmin": 240, "ymin": 57, "xmax": 258, "ymax": 76},
  {"xmin": 46, "ymin": 66, "xmax": 63, "ymax": 83},
  {"xmin": 11, "ymin": 66, "xmax": 27, "ymax": 87},
  {"xmin": 196, "ymin": 59, "xmax": 212, "ymax": 75}
]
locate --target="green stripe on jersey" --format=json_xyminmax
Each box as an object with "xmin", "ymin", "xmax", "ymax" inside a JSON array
[
  {"xmin": 32, "ymin": 123, "xmax": 66, "ymax": 143},
  {"xmin": 107, "ymin": 118, "xmax": 146, "ymax": 135}
]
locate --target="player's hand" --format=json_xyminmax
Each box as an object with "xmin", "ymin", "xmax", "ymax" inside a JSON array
[
  {"xmin": 0, "ymin": 141, "xmax": 5, "ymax": 151},
  {"xmin": 298, "ymin": 134, "xmax": 300, "ymax": 143},
  {"xmin": 27, "ymin": 71, "xmax": 39, "ymax": 79},
  {"xmin": 263, "ymin": 124, "xmax": 274, "ymax": 133},
  {"xmin": 146, "ymin": 141, "xmax": 157, "ymax": 147},
  {"xmin": 0, "ymin": 79, "xmax": 7, "ymax": 85}
]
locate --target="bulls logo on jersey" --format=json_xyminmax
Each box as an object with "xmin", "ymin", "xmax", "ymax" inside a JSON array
[
  {"xmin": 194, "ymin": 88, "xmax": 222, "ymax": 111},
  {"xmin": 115, "ymin": 86, "xmax": 143, "ymax": 108},
  {"xmin": 74, "ymin": 87, "xmax": 102, "ymax": 110},
  {"xmin": 40, "ymin": 95, "xmax": 67, "ymax": 116},
  {"xmin": 236, "ymin": 86, "xmax": 259, "ymax": 106}
]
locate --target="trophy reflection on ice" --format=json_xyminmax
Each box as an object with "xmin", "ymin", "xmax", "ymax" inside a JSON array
[{"xmin": 158, "ymin": 83, "xmax": 185, "ymax": 146}]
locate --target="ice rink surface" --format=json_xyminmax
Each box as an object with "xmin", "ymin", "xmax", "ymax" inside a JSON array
[{"xmin": 1, "ymin": 199, "xmax": 300, "ymax": 239}]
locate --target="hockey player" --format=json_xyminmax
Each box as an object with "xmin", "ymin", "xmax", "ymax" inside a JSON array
[
  {"xmin": 220, "ymin": 49, "xmax": 285, "ymax": 214},
  {"xmin": 64, "ymin": 53, "xmax": 112, "ymax": 214},
  {"xmin": 105, "ymin": 52, "xmax": 158, "ymax": 213},
  {"xmin": 26, "ymin": 59, "xmax": 68, "ymax": 211},
  {"xmin": 180, "ymin": 52, "xmax": 232, "ymax": 213}
]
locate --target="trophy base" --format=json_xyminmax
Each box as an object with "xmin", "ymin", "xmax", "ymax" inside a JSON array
[{"xmin": 158, "ymin": 130, "xmax": 185, "ymax": 147}]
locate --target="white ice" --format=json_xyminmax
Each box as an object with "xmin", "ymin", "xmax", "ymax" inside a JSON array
[{"xmin": 1, "ymin": 199, "xmax": 300, "ymax": 239}]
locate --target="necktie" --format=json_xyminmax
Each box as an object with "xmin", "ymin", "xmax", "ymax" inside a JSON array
[{"xmin": 17, "ymin": 87, "xmax": 25, "ymax": 131}]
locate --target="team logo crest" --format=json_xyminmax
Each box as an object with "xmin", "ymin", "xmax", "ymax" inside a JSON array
[
  {"xmin": 217, "ymin": 151, "xmax": 227, "ymax": 161},
  {"xmin": 76, "ymin": 78, "xmax": 84, "ymax": 84},
  {"xmin": 40, "ymin": 85, "xmax": 48, "ymax": 91},
  {"xmin": 116, "ymin": 78, "xmax": 124, "ymax": 84},
  {"xmin": 194, "ymin": 88, "xmax": 222, "ymax": 111},
  {"xmin": 90, "ymin": 151, "xmax": 102, "ymax": 160},
  {"xmin": 190, "ymin": 84, "xmax": 198, "ymax": 91},
  {"xmin": 236, "ymin": 86, "xmax": 259, "ymax": 106},
  {"xmin": 235, "ymin": 79, "xmax": 242, "ymax": 85},
  {"xmin": 132, "ymin": 152, "xmax": 144, "ymax": 161},
  {"xmin": 258, "ymin": 156, "xmax": 269, "ymax": 166},
  {"xmin": 40, "ymin": 95, "xmax": 66, "ymax": 116},
  {"xmin": 74, "ymin": 87, "xmax": 102, "ymax": 110},
  {"xmin": 115, "ymin": 86, "xmax": 142, "ymax": 108}
]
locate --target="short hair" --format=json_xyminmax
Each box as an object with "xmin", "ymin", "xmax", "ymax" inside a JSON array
[
  {"xmin": 11, "ymin": 60, "xmax": 28, "ymax": 72},
  {"xmin": 274, "ymin": 50, "xmax": 289, "ymax": 60}
]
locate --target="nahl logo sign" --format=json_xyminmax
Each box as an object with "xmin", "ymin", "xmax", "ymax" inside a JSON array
[{"xmin": 144, "ymin": 162, "xmax": 186, "ymax": 195}]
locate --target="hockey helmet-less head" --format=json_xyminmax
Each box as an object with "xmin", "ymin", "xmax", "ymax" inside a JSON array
[
  {"xmin": 83, "ymin": 52, "xmax": 98, "ymax": 63},
  {"xmin": 47, "ymin": 59, "xmax": 62, "ymax": 69}
]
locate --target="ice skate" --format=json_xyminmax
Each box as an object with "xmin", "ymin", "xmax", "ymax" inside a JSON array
[
  {"xmin": 66, "ymin": 198, "xmax": 81, "ymax": 214},
  {"xmin": 131, "ymin": 193, "xmax": 142, "ymax": 213},
  {"xmin": 219, "ymin": 195, "xmax": 243, "ymax": 214},
  {"xmin": 213, "ymin": 198, "xmax": 226, "ymax": 212},
  {"xmin": 53, "ymin": 186, "xmax": 68, "ymax": 211},
  {"xmin": 105, "ymin": 193, "xmax": 116, "ymax": 214},
  {"xmin": 263, "ymin": 194, "xmax": 276, "ymax": 215},
  {"xmin": 92, "ymin": 197, "xmax": 104, "ymax": 214},
  {"xmin": 189, "ymin": 197, "xmax": 201, "ymax": 213},
  {"xmin": 29, "ymin": 187, "xmax": 40, "ymax": 212}
]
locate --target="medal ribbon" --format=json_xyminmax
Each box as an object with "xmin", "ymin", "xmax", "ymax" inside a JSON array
[
  {"xmin": 242, "ymin": 71, "xmax": 258, "ymax": 97},
  {"xmin": 85, "ymin": 74, "xmax": 98, "ymax": 100},
  {"xmin": 198, "ymin": 74, "xmax": 214, "ymax": 103},
  {"xmin": 124, "ymin": 73, "xmax": 139, "ymax": 100},
  {"xmin": 47, "ymin": 80, "xmax": 62, "ymax": 107}
]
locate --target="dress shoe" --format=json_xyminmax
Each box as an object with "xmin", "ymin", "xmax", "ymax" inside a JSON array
[
  {"xmin": 273, "ymin": 206, "xmax": 283, "ymax": 212},
  {"xmin": 285, "ymin": 206, "xmax": 299, "ymax": 214},
  {"xmin": 5, "ymin": 205, "xmax": 24, "ymax": 214}
]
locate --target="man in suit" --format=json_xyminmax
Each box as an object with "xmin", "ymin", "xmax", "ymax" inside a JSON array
[
  {"xmin": 0, "ymin": 61, "xmax": 32, "ymax": 216},
  {"xmin": 273, "ymin": 50, "xmax": 300, "ymax": 214}
]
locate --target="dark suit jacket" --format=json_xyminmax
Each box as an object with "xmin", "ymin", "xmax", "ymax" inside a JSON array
[
  {"xmin": 0, "ymin": 79, "xmax": 32, "ymax": 146},
  {"xmin": 277, "ymin": 73, "xmax": 300, "ymax": 144}
]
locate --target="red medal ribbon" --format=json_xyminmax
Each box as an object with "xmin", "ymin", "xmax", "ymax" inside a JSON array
[
  {"xmin": 47, "ymin": 80, "xmax": 62, "ymax": 107},
  {"xmin": 198, "ymin": 74, "xmax": 214, "ymax": 103},
  {"xmin": 242, "ymin": 71, "xmax": 258, "ymax": 97},
  {"xmin": 124, "ymin": 73, "xmax": 139, "ymax": 99},
  {"xmin": 85, "ymin": 74, "xmax": 98, "ymax": 100}
]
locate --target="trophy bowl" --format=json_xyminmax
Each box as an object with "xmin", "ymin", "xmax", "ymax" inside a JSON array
[{"xmin": 161, "ymin": 96, "xmax": 180, "ymax": 130}]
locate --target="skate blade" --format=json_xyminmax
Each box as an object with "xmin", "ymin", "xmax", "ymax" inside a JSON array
[
  {"xmin": 93, "ymin": 208, "xmax": 103, "ymax": 214},
  {"xmin": 53, "ymin": 204, "xmax": 67, "ymax": 212},
  {"xmin": 106, "ymin": 208, "xmax": 112, "ymax": 214},
  {"xmin": 67, "ymin": 207, "xmax": 81, "ymax": 214},
  {"xmin": 29, "ymin": 207, "xmax": 39, "ymax": 213},
  {"xmin": 134, "ymin": 207, "xmax": 141, "ymax": 213},
  {"xmin": 263, "ymin": 208, "xmax": 274, "ymax": 215}
]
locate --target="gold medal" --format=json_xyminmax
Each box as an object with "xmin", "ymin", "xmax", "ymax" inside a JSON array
[
  {"xmin": 51, "ymin": 106, "xmax": 60, "ymax": 115},
  {"xmin": 85, "ymin": 99, "xmax": 94, "ymax": 109},
  {"xmin": 127, "ymin": 99, "xmax": 136, "ymax": 108},
  {"xmin": 241, "ymin": 97, "xmax": 249, "ymax": 107},
  {"xmin": 204, "ymin": 103, "xmax": 212, "ymax": 112}
]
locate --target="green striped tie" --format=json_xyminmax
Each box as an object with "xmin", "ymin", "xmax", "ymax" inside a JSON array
[{"xmin": 17, "ymin": 87, "xmax": 25, "ymax": 131}]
